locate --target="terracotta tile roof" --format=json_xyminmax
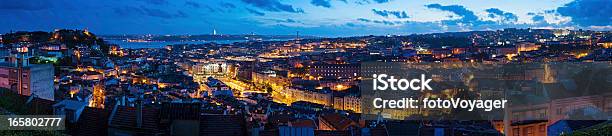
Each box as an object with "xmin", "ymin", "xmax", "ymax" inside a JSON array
[
  {"xmin": 268, "ymin": 114, "xmax": 293, "ymax": 125},
  {"xmin": 160, "ymin": 102, "xmax": 201, "ymax": 120},
  {"xmin": 66, "ymin": 107, "xmax": 110, "ymax": 136},
  {"xmin": 108, "ymin": 106, "xmax": 161, "ymax": 135},
  {"xmin": 262, "ymin": 127, "xmax": 385, "ymax": 136},
  {"xmin": 368, "ymin": 126, "xmax": 389, "ymax": 136},
  {"xmin": 258, "ymin": 129, "xmax": 279, "ymax": 136},
  {"xmin": 315, "ymin": 130, "xmax": 352, "ymax": 136},
  {"xmin": 199, "ymin": 114, "xmax": 247, "ymax": 136},
  {"xmin": 26, "ymin": 97, "xmax": 55, "ymax": 114},
  {"xmin": 319, "ymin": 113, "xmax": 358, "ymax": 131},
  {"xmin": 289, "ymin": 119, "xmax": 316, "ymax": 128}
]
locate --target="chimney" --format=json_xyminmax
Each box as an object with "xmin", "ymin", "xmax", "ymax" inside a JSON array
[{"xmin": 136, "ymin": 96, "xmax": 143, "ymax": 128}]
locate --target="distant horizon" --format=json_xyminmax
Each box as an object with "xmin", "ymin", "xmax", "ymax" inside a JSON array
[
  {"xmin": 1, "ymin": 0, "xmax": 609, "ymax": 37},
  {"xmin": 2, "ymin": 27, "xmax": 609, "ymax": 39}
]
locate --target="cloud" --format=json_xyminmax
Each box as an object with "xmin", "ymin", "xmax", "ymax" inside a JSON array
[
  {"xmin": 424, "ymin": 4, "xmax": 520, "ymax": 31},
  {"xmin": 372, "ymin": 9, "xmax": 409, "ymax": 19},
  {"xmin": 240, "ymin": 0, "xmax": 304, "ymax": 13},
  {"xmin": 276, "ymin": 19, "xmax": 298, "ymax": 23},
  {"xmin": 203, "ymin": 6, "xmax": 217, "ymax": 12},
  {"xmin": 354, "ymin": 0, "xmax": 370, "ymax": 5},
  {"xmin": 139, "ymin": 0, "xmax": 168, "ymax": 5},
  {"xmin": 425, "ymin": 4, "xmax": 479, "ymax": 23},
  {"xmin": 345, "ymin": 22, "xmax": 357, "ymax": 27},
  {"xmin": 141, "ymin": 6, "xmax": 187, "ymax": 18},
  {"xmin": 176, "ymin": 11, "xmax": 187, "ymax": 17},
  {"xmin": 355, "ymin": 0, "xmax": 391, "ymax": 5},
  {"xmin": 114, "ymin": 6, "xmax": 143, "ymax": 16},
  {"xmin": 371, "ymin": 9, "xmax": 389, "ymax": 17},
  {"xmin": 377, "ymin": 20, "xmax": 398, "ymax": 25},
  {"xmin": 286, "ymin": 19, "xmax": 297, "ymax": 23},
  {"xmin": 246, "ymin": 8, "xmax": 265, "ymax": 16},
  {"xmin": 311, "ymin": 0, "xmax": 332, "ymax": 8},
  {"xmin": 485, "ymin": 8, "xmax": 518, "ymax": 23},
  {"xmin": 556, "ymin": 0, "xmax": 611, "ymax": 26},
  {"xmin": 184, "ymin": 1, "xmax": 200, "ymax": 8},
  {"xmin": 532, "ymin": 15, "xmax": 546, "ymax": 24},
  {"xmin": 114, "ymin": 6, "xmax": 187, "ymax": 19},
  {"xmin": 357, "ymin": 18, "xmax": 371, "ymax": 22},
  {"xmin": 221, "ymin": 2, "xmax": 236, "ymax": 8},
  {"xmin": 356, "ymin": 18, "xmax": 400, "ymax": 25},
  {"xmin": 0, "ymin": 0, "xmax": 52, "ymax": 10},
  {"xmin": 1, "ymin": 0, "xmax": 605, "ymax": 36},
  {"xmin": 372, "ymin": 0, "xmax": 391, "ymax": 4}
]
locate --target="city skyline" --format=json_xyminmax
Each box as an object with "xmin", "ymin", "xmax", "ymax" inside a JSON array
[
  {"xmin": 0, "ymin": 0, "xmax": 610, "ymax": 37},
  {"xmin": 0, "ymin": 1, "xmax": 610, "ymax": 134}
]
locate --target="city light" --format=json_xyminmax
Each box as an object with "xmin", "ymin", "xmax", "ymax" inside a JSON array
[{"xmin": 0, "ymin": 0, "xmax": 610, "ymax": 135}]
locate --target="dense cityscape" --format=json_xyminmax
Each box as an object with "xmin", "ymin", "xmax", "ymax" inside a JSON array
[{"xmin": 0, "ymin": 27, "xmax": 610, "ymax": 135}]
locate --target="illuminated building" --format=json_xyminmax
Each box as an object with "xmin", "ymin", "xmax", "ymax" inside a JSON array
[
  {"xmin": 40, "ymin": 44, "xmax": 67, "ymax": 51},
  {"xmin": 431, "ymin": 48, "xmax": 452, "ymax": 59},
  {"xmin": 282, "ymin": 87, "xmax": 332, "ymax": 106},
  {"xmin": 507, "ymin": 120, "xmax": 548, "ymax": 136},
  {"xmin": 200, "ymin": 77, "xmax": 232, "ymax": 97},
  {"xmin": 53, "ymin": 100, "xmax": 88, "ymax": 123},
  {"xmin": 236, "ymin": 62, "xmax": 254, "ymax": 81},
  {"xmin": 598, "ymin": 42, "xmax": 612, "ymax": 48},
  {"xmin": 451, "ymin": 48, "xmax": 466, "ymax": 55},
  {"xmin": 192, "ymin": 60, "xmax": 227, "ymax": 83},
  {"xmin": 553, "ymin": 29, "xmax": 570, "ymax": 37},
  {"xmin": 516, "ymin": 42, "xmax": 540, "ymax": 53},
  {"xmin": 90, "ymin": 84, "xmax": 105, "ymax": 108},
  {"xmin": 416, "ymin": 48, "xmax": 432, "ymax": 55},
  {"xmin": 109, "ymin": 45, "xmax": 124, "ymax": 56},
  {"xmin": 504, "ymin": 92, "xmax": 612, "ymax": 135},
  {"xmin": 314, "ymin": 78, "xmax": 356, "ymax": 91},
  {"xmin": 508, "ymin": 93, "xmax": 612, "ymax": 124},
  {"xmin": 318, "ymin": 113, "xmax": 358, "ymax": 131},
  {"xmin": 496, "ymin": 47, "xmax": 518, "ymax": 57},
  {"xmin": 333, "ymin": 95, "xmax": 361, "ymax": 113},
  {"xmin": 252, "ymin": 70, "xmax": 291, "ymax": 88},
  {"xmin": 0, "ymin": 47, "xmax": 54, "ymax": 101},
  {"xmin": 308, "ymin": 63, "xmax": 360, "ymax": 79},
  {"xmin": 79, "ymin": 71, "xmax": 103, "ymax": 81},
  {"xmin": 226, "ymin": 63, "xmax": 238, "ymax": 78}
]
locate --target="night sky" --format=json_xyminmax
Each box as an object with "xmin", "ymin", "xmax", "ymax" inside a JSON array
[{"xmin": 1, "ymin": 0, "xmax": 610, "ymax": 37}]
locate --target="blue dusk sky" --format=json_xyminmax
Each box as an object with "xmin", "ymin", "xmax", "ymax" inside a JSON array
[{"xmin": 0, "ymin": 0, "xmax": 610, "ymax": 37}]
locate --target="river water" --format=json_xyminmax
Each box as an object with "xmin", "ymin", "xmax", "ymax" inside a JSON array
[
  {"xmin": 106, "ymin": 38, "xmax": 299, "ymax": 49},
  {"xmin": 106, "ymin": 39, "xmax": 250, "ymax": 49}
]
